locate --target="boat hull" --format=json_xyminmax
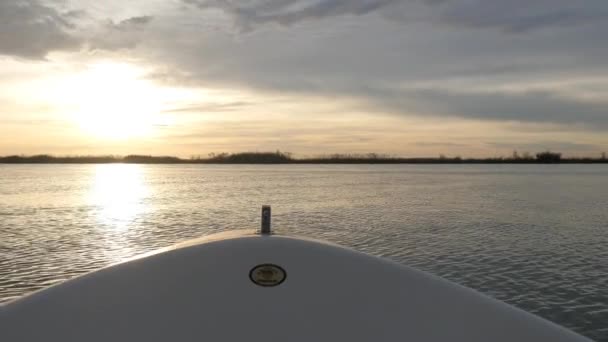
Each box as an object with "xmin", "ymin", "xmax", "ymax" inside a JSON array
[{"xmin": 0, "ymin": 230, "xmax": 590, "ymax": 341}]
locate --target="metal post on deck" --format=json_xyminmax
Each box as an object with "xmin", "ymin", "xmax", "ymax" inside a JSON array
[{"xmin": 261, "ymin": 205, "xmax": 271, "ymax": 234}]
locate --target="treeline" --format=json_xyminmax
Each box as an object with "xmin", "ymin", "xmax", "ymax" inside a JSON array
[
  {"xmin": 296, "ymin": 151, "xmax": 607, "ymax": 164},
  {"xmin": 0, "ymin": 154, "xmax": 183, "ymax": 164},
  {"xmin": 1, "ymin": 151, "xmax": 607, "ymax": 164},
  {"xmin": 0, "ymin": 152, "xmax": 294, "ymax": 164},
  {"xmin": 203, "ymin": 152, "xmax": 292, "ymax": 164}
]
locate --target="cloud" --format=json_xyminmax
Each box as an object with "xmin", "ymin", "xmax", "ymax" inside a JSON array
[
  {"xmin": 0, "ymin": 0, "xmax": 82, "ymax": 58},
  {"xmin": 366, "ymin": 87, "xmax": 608, "ymax": 127},
  {"xmin": 413, "ymin": 141, "xmax": 468, "ymax": 147},
  {"xmin": 164, "ymin": 101, "xmax": 252, "ymax": 113},
  {"xmin": 0, "ymin": 118, "xmax": 66, "ymax": 126},
  {"xmin": 0, "ymin": 0, "xmax": 154, "ymax": 58},
  {"xmin": 184, "ymin": 0, "xmax": 398, "ymax": 30},
  {"xmin": 386, "ymin": 0, "xmax": 608, "ymax": 33},
  {"xmin": 131, "ymin": 1, "xmax": 605, "ymax": 129},
  {"xmin": 119, "ymin": 16, "xmax": 154, "ymax": 26},
  {"xmin": 184, "ymin": 0, "xmax": 608, "ymax": 33},
  {"xmin": 89, "ymin": 16, "xmax": 155, "ymax": 50}
]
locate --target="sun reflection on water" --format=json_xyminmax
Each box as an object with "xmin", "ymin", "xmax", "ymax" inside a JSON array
[{"xmin": 90, "ymin": 164, "xmax": 149, "ymax": 228}]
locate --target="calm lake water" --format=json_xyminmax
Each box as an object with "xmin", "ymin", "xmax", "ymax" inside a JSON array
[{"xmin": 1, "ymin": 164, "xmax": 607, "ymax": 340}]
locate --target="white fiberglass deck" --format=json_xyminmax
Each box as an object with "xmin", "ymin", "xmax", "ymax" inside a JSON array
[{"xmin": 0, "ymin": 230, "xmax": 590, "ymax": 342}]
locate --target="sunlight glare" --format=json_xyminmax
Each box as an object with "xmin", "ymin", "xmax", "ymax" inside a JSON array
[{"xmin": 90, "ymin": 164, "xmax": 149, "ymax": 227}]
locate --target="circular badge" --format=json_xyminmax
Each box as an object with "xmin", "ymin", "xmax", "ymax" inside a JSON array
[{"xmin": 249, "ymin": 264, "xmax": 287, "ymax": 287}]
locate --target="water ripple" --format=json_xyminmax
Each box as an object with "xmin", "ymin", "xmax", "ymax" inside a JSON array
[{"xmin": 0, "ymin": 164, "xmax": 607, "ymax": 340}]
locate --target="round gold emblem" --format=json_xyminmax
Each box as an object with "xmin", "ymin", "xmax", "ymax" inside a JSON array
[{"xmin": 249, "ymin": 264, "xmax": 286, "ymax": 287}]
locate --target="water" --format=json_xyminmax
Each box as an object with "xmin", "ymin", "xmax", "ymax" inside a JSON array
[{"xmin": 1, "ymin": 164, "xmax": 607, "ymax": 340}]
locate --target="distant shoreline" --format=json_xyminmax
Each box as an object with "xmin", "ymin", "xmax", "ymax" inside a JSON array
[{"xmin": 1, "ymin": 152, "xmax": 607, "ymax": 164}]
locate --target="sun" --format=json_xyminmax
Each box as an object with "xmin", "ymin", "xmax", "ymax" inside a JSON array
[{"xmin": 63, "ymin": 62, "xmax": 164, "ymax": 140}]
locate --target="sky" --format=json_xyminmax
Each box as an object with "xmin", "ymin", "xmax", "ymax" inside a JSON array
[{"xmin": 1, "ymin": 0, "xmax": 607, "ymax": 158}]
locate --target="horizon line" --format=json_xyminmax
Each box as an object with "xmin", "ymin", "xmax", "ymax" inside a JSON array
[{"xmin": 1, "ymin": 151, "xmax": 607, "ymax": 164}]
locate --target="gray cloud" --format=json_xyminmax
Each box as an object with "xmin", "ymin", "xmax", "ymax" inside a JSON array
[
  {"xmin": 119, "ymin": 16, "xmax": 154, "ymax": 26},
  {"xmin": 387, "ymin": 0, "xmax": 608, "ymax": 33},
  {"xmin": 0, "ymin": 0, "xmax": 154, "ymax": 58},
  {"xmin": 89, "ymin": 16, "xmax": 155, "ymax": 50},
  {"xmin": 370, "ymin": 87, "xmax": 608, "ymax": 127},
  {"xmin": 137, "ymin": 1, "xmax": 608, "ymax": 129},
  {"xmin": 163, "ymin": 101, "xmax": 251, "ymax": 113},
  {"xmin": 185, "ymin": 0, "xmax": 608, "ymax": 33},
  {"xmin": 0, "ymin": 0, "xmax": 82, "ymax": 58},
  {"xmin": 184, "ymin": 0, "xmax": 398, "ymax": 30}
]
